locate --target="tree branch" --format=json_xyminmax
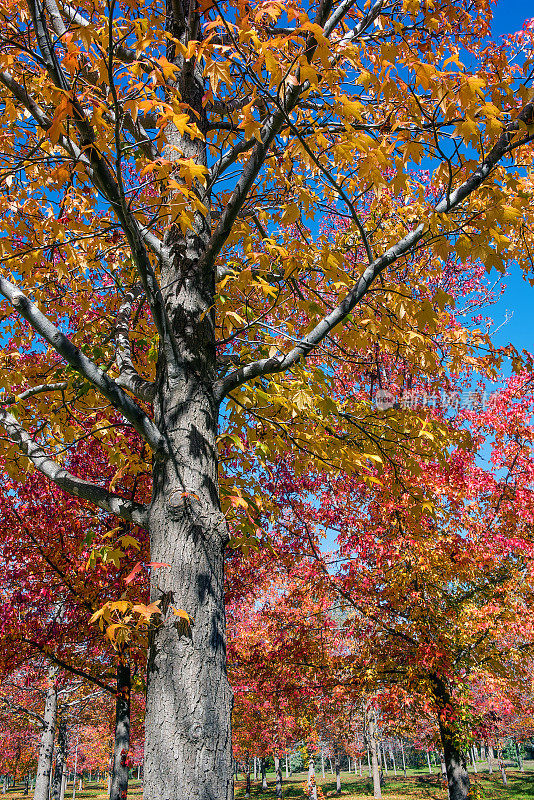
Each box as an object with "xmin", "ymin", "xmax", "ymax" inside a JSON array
[
  {"xmin": 22, "ymin": 640, "xmax": 116, "ymax": 695},
  {"xmin": 19, "ymin": 3, "xmax": 171, "ymax": 355},
  {"xmin": 115, "ymin": 284, "xmax": 156, "ymax": 402},
  {"xmin": 0, "ymin": 382, "xmax": 68, "ymax": 403},
  {"xmin": 0, "ymin": 274, "xmax": 165, "ymax": 455},
  {"xmin": 215, "ymin": 95, "xmax": 534, "ymax": 400},
  {"xmin": 200, "ymin": 0, "xmax": 377, "ymax": 277},
  {"xmin": 0, "ymin": 407, "xmax": 149, "ymax": 526}
]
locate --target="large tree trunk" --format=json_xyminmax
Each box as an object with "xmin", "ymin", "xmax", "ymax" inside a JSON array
[
  {"xmin": 432, "ymin": 677, "xmax": 470, "ymax": 800},
  {"xmin": 144, "ymin": 274, "xmax": 232, "ymax": 800},
  {"xmin": 34, "ymin": 667, "xmax": 58, "ymax": 800},
  {"xmin": 110, "ymin": 661, "xmax": 131, "ymax": 800},
  {"xmin": 367, "ymin": 712, "xmax": 382, "ymax": 800},
  {"xmin": 142, "ymin": 4, "xmax": 233, "ymax": 796},
  {"xmin": 50, "ymin": 719, "xmax": 67, "ymax": 800}
]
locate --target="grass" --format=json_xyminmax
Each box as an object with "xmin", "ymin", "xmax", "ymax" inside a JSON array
[
  {"xmin": 232, "ymin": 769, "xmax": 534, "ymax": 800},
  {"xmin": 5, "ymin": 769, "xmax": 534, "ymax": 800}
]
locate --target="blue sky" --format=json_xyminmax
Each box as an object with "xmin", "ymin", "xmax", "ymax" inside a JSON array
[{"xmin": 488, "ymin": 1, "xmax": 534, "ymax": 357}]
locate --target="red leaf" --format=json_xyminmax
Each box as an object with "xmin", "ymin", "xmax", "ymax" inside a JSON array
[{"xmin": 124, "ymin": 562, "xmax": 144, "ymax": 585}]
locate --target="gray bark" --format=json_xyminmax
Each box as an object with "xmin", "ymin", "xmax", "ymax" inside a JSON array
[
  {"xmin": 334, "ymin": 746, "xmax": 341, "ymax": 794},
  {"xmin": 515, "ymin": 741, "xmax": 524, "ymax": 772},
  {"xmin": 110, "ymin": 662, "xmax": 131, "ymax": 800},
  {"xmin": 400, "ymin": 741, "xmax": 407, "ymax": 779},
  {"xmin": 307, "ymin": 760, "xmax": 317, "ymax": 800},
  {"xmin": 367, "ymin": 713, "xmax": 382, "ymax": 799},
  {"xmin": 50, "ymin": 720, "xmax": 67, "ymax": 800},
  {"xmin": 34, "ymin": 669, "xmax": 58, "ymax": 800},
  {"xmin": 498, "ymin": 749, "xmax": 507, "ymax": 786},
  {"xmin": 389, "ymin": 745, "xmax": 396, "ymax": 777},
  {"xmin": 144, "ymin": 251, "xmax": 233, "ymax": 800},
  {"xmin": 381, "ymin": 743, "xmax": 388, "ymax": 776},
  {"xmin": 488, "ymin": 745, "xmax": 494, "ymax": 774},
  {"xmin": 274, "ymin": 756, "xmax": 282, "ymax": 800},
  {"xmin": 261, "ymin": 758, "xmax": 268, "ymax": 790}
]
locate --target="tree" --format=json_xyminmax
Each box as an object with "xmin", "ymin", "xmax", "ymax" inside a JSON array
[
  {"xmin": 273, "ymin": 369, "xmax": 534, "ymax": 800},
  {"xmin": 1, "ymin": 0, "xmax": 534, "ymax": 795}
]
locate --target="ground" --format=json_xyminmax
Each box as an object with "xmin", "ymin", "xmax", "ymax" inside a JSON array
[{"xmin": 5, "ymin": 768, "xmax": 534, "ymax": 799}]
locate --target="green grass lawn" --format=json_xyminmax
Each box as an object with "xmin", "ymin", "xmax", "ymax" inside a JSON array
[
  {"xmin": 5, "ymin": 769, "xmax": 534, "ymax": 799},
  {"xmin": 232, "ymin": 769, "xmax": 534, "ymax": 800}
]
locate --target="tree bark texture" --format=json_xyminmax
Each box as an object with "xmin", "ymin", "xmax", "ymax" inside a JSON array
[
  {"xmin": 50, "ymin": 720, "xmax": 67, "ymax": 800},
  {"xmin": 140, "ymin": 4, "xmax": 233, "ymax": 797},
  {"xmin": 144, "ymin": 262, "xmax": 232, "ymax": 800},
  {"xmin": 261, "ymin": 759, "xmax": 268, "ymax": 790},
  {"xmin": 110, "ymin": 661, "xmax": 131, "ymax": 800},
  {"xmin": 33, "ymin": 668, "xmax": 57, "ymax": 800}
]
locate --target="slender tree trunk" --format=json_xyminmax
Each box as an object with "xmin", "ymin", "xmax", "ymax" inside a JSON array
[
  {"xmin": 389, "ymin": 745, "xmax": 397, "ymax": 777},
  {"xmin": 50, "ymin": 720, "xmax": 67, "ymax": 800},
  {"xmin": 470, "ymin": 748, "xmax": 477, "ymax": 774},
  {"xmin": 433, "ymin": 677, "xmax": 470, "ymax": 800},
  {"xmin": 261, "ymin": 758, "xmax": 268, "ymax": 790},
  {"xmin": 34, "ymin": 668, "xmax": 58, "ymax": 800},
  {"xmin": 367, "ymin": 713, "xmax": 382, "ymax": 799},
  {"xmin": 367, "ymin": 747, "xmax": 371, "ymax": 778},
  {"xmin": 334, "ymin": 747, "xmax": 341, "ymax": 795},
  {"xmin": 321, "ymin": 751, "xmax": 325, "ymax": 779},
  {"xmin": 245, "ymin": 755, "xmax": 250, "ymax": 800},
  {"xmin": 253, "ymin": 758, "xmax": 257, "ymax": 783},
  {"xmin": 110, "ymin": 661, "xmax": 131, "ymax": 800},
  {"xmin": 307, "ymin": 760, "xmax": 317, "ymax": 800},
  {"xmin": 487, "ymin": 745, "xmax": 494, "ymax": 774},
  {"xmin": 400, "ymin": 741, "xmax": 407, "ymax": 779},
  {"xmin": 515, "ymin": 741, "xmax": 524, "ymax": 772},
  {"xmin": 381, "ymin": 743, "xmax": 388, "ymax": 776},
  {"xmin": 285, "ymin": 754, "xmax": 289, "ymax": 780},
  {"xmin": 275, "ymin": 756, "xmax": 282, "ymax": 800},
  {"xmin": 426, "ymin": 751, "xmax": 432, "ymax": 774},
  {"xmin": 498, "ymin": 748, "xmax": 507, "ymax": 786}
]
